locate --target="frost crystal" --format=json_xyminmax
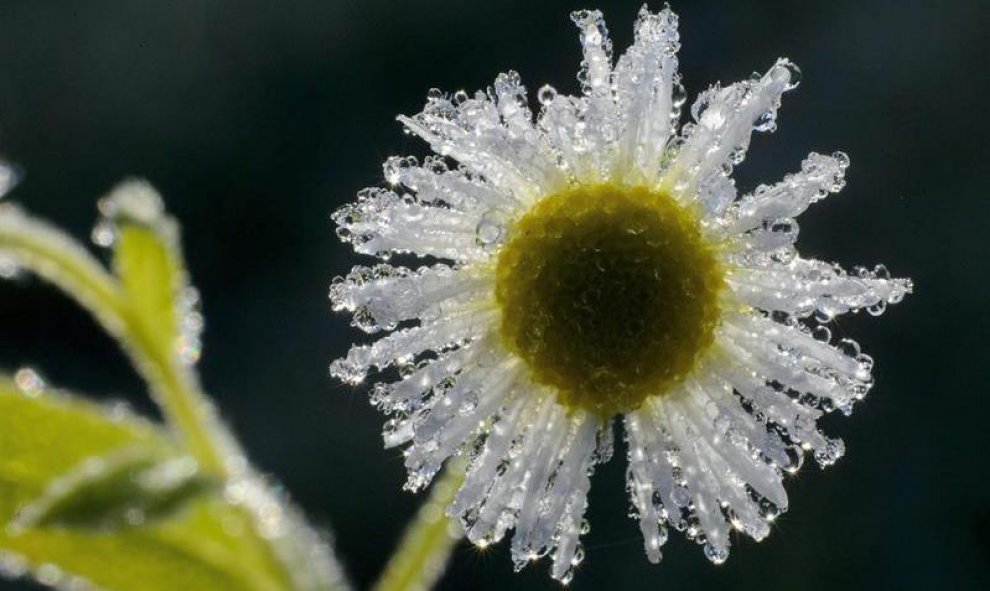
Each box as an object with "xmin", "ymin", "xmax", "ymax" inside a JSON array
[{"xmin": 331, "ymin": 5, "xmax": 911, "ymax": 582}]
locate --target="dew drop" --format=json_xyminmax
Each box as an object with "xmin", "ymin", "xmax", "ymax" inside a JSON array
[
  {"xmin": 703, "ymin": 543, "xmax": 729, "ymax": 565},
  {"xmin": 866, "ymin": 300, "xmax": 887, "ymax": 316},
  {"xmin": 14, "ymin": 368, "xmax": 44, "ymax": 397},
  {"xmin": 671, "ymin": 486, "xmax": 691, "ymax": 507},
  {"xmin": 537, "ymin": 85, "xmax": 558, "ymax": 106},
  {"xmin": 0, "ymin": 552, "xmax": 27, "ymax": 579},
  {"xmin": 475, "ymin": 211, "xmax": 505, "ymax": 251},
  {"xmin": 671, "ymin": 81, "xmax": 687, "ymax": 108},
  {"xmin": 772, "ymin": 59, "xmax": 802, "ymax": 91},
  {"xmin": 91, "ymin": 221, "xmax": 115, "ymax": 247},
  {"xmin": 0, "ymin": 253, "xmax": 21, "ymax": 279}
]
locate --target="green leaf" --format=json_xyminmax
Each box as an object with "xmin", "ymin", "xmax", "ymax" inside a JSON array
[
  {"xmin": 105, "ymin": 180, "xmax": 187, "ymax": 358},
  {"xmin": 115, "ymin": 224, "xmax": 183, "ymax": 345},
  {"xmin": 0, "ymin": 374, "xmax": 295, "ymax": 591},
  {"xmin": 12, "ymin": 445, "xmax": 218, "ymax": 531}
]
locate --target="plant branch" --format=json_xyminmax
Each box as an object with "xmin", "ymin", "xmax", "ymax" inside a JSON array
[
  {"xmin": 0, "ymin": 206, "xmax": 229, "ymax": 476},
  {"xmin": 373, "ymin": 460, "xmax": 467, "ymax": 591},
  {"xmin": 0, "ymin": 203, "xmax": 349, "ymax": 590}
]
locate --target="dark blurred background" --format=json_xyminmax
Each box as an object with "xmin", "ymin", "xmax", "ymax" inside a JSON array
[{"xmin": 0, "ymin": 0, "xmax": 986, "ymax": 589}]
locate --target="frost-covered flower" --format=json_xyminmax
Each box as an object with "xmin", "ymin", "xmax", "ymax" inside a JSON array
[{"xmin": 330, "ymin": 5, "xmax": 911, "ymax": 582}]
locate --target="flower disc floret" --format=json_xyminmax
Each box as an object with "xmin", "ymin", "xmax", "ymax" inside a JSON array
[{"xmin": 496, "ymin": 184, "xmax": 723, "ymax": 417}]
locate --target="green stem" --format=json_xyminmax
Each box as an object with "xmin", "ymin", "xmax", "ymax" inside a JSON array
[{"xmin": 373, "ymin": 461, "xmax": 466, "ymax": 591}]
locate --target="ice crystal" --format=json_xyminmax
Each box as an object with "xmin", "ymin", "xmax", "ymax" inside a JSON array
[{"xmin": 331, "ymin": 5, "xmax": 911, "ymax": 582}]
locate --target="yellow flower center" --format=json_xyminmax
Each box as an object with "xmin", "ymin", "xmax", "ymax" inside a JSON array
[{"xmin": 495, "ymin": 183, "xmax": 724, "ymax": 418}]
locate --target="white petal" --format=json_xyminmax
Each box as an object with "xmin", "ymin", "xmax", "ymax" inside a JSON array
[
  {"xmin": 398, "ymin": 83, "xmax": 565, "ymax": 202},
  {"xmin": 448, "ymin": 395, "xmax": 528, "ymax": 518},
  {"xmin": 384, "ymin": 154, "xmax": 522, "ymax": 214},
  {"xmin": 329, "ymin": 264, "xmax": 491, "ymax": 333},
  {"xmin": 669, "ymin": 395, "xmax": 771, "ymax": 546},
  {"xmin": 538, "ymin": 94, "xmax": 613, "ymax": 183},
  {"xmin": 332, "ymin": 188, "xmax": 488, "ymax": 261},
  {"xmin": 329, "ymin": 307, "xmax": 496, "ymax": 384},
  {"xmin": 664, "ymin": 59, "xmax": 800, "ymax": 202},
  {"xmin": 458, "ymin": 395, "xmax": 556, "ymax": 546},
  {"xmin": 723, "ymin": 151, "xmax": 849, "ymax": 234},
  {"xmin": 612, "ymin": 5, "xmax": 681, "ymax": 184},
  {"xmin": 515, "ymin": 414, "xmax": 600, "ymax": 581},
  {"xmin": 712, "ymin": 355, "xmax": 845, "ymax": 468},
  {"xmin": 452, "ymin": 395, "xmax": 604, "ymax": 582},
  {"xmin": 651, "ymin": 398, "xmax": 733, "ymax": 563},
  {"xmin": 624, "ymin": 409, "xmax": 674, "ymax": 563},
  {"xmin": 676, "ymin": 378, "xmax": 789, "ymax": 506},
  {"xmin": 370, "ymin": 343, "xmax": 485, "ymax": 414},
  {"xmin": 719, "ymin": 312, "xmax": 873, "ymax": 414},
  {"xmin": 401, "ymin": 357, "xmax": 523, "ymax": 491},
  {"xmin": 726, "ymin": 257, "xmax": 913, "ymax": 319},
  {"xmin": 571, "ymin": 10, "xmax": 613, "ymax": 98}
]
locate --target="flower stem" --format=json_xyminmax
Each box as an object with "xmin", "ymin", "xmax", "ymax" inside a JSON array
[{"xmin": 373, "ymin": 461, "xmax": 466, "ymax": 591}]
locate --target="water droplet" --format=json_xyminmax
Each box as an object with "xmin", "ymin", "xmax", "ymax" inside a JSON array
[
  {"xmin": 0, "ymin": 163, "xmax": 21, "ymax": 199},
  {"xmin": 35, "ymin": 563, "xmax": 64, "ymax": 587},
  {"xmin": 866, "ymin": 300, "xmax": 887, "ymax": 316},
  {"xmin": 0, "ymin": 551, "xmax": 28, "ymax": 578},
  {"xmin": 14, "ymin": 368, "xmax": 44, "ymax": 397},
  {"xmin": 537, "ymin": 85, "xmax": 558, "ymax": 106},
  {"xmin": 703, "ymin": 543, "xmax": 729, "ymax": 565},
  {"xmin": 0, "ymin": 253, "xmax": 21, "ymax": 279},
  {"xmin": 475, "ymin": 211, "xmax": 505, "ymax": 251},
  {"xmin": 671, "ymin": 486, "xmax": 691, "ymax": 507},
  {"xmin": 558, "ymin": 566, "xmax": 575, "ymax": 585},
  {"xmin": 772, "ymin": 59, "xmax": 802, "ymax": 91},
  {"xmin": 458, "ymin": 391, "xmax": 480, "ymax": 416},
  {"xmin": 91, "ymin": 221, "xmax": 115, "ymax": 247},
  {"xmin": 672, "ymin": 81, "xmax": 687, "ymax": 108}
]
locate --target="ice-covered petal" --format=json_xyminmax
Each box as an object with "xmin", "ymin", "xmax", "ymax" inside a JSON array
[
  {"xmin": 332, "ymin": 188, "xmax": 488, "ymax": 261},
  {"xmin": 719, "ymin": 311, "xmax": 874, "ymax": 414},
  {"xmin": 681, "ymin": 399, "xmax": 768, "ymax": 544},
  {"xmin": 650, "ymin": 398, "xmax": 732, "ymax": 562},
  {"xmin": 401, "ymin": 357, "xmax": 524, "ymax": 491},
  {"xmin": 726, "ymin": 257, "xmax": 914, "ymax": 319},
  {"xmin": 712, "ymin": 355, "xmax": 844, "ymax": 468},
  {"xmin": 538, "ymin": 94, "xmax": 610, "ymax": 183},
  {"xmin": 514, "ymin": 413, "xmax": 601, "ymax": 581},
  {"xmin": 678, "ymin": 377, "xmax": 790, "ymax": 504},
  {"xmin": 369, "ymin": 341, "xmax": 491, "ymax": 414},
  {"xmin": 624, "ymin": 409, "xmax": 675, "ymax": 563},
  {"xmin": 722, "ymin": 151, "xmax": 849, "ymax": 234},
  {"xmin": 384, "ymin": 154, "xmax": 523, "ymax": 215},
  {"xmin": 329, "ymin": 264, "xmax": 492, "ymax": 333},
  {"xmin": 531, "ymin": 9, "xmax": 621, "ymax": 185},
  {"xmin": 329, "ymin": 307, "xmax": 497, "ymax": 384},
  {"xmin": 612, "ymin": 5, "xmax": 682, "ymax": 185},
  {"xmin": 398, "ymin": 83, "xmax": 565, "ymax": 202},
  {"xmin": 571, "ymin": 9, "xmax": 613, "ymax": 98},
  {"xmin": 664, "ymin": 59, "xmax": 800, "ymax": 202},
  {"xmin": 452, "ymin": 395, "xmax": 605, "ymax": 582}
]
